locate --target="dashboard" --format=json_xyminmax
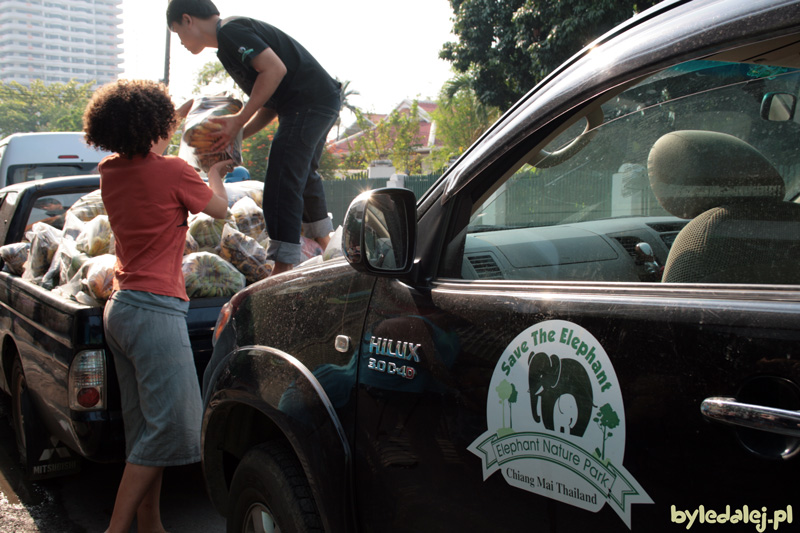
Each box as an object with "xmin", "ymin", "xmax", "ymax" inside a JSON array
[{"xmin": 461, "ymin": 216, "xmax": 688, "ymax": 281}]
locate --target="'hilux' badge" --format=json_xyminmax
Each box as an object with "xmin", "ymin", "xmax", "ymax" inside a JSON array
[{"xmin": 468, "ymin": 320, "xmax": 652, "ymax": 529}]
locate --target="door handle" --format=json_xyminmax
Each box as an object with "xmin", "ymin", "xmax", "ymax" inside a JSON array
[{"xmin": 701, "ymin": 397, "xmax": 800, "ymax": 438}]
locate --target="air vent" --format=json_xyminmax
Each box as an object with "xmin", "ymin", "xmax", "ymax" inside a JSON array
[
  {"xmin": 646, "ymin": 221, "xmax": 687, "ymax": 233},
  {"xmin": 613, "ymin": 236, "xmax": 640, "ymax": 258},
  {"xmin": 467, "ymin": 254, "xmax": 503, "ymax": 279}
]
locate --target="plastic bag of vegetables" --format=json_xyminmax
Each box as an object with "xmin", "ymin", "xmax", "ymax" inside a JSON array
[
  {"xmin": 76, "ymin": 215, "xmax": 115, "ymax": 257},
  {"xmin": 0, "ymin": 242, "xmax": 30, "ymax": 276},
  {"xmin": 230, "ymin": 196, "xmax": 266, "ymax": 241},
  {"xmin": 218, "ymin": 224, "xmax": 272, "ymax": 284},
  {"xmin": 224, "ymin": 180, "xmax": 263, "ymax": 208},
  {"xmin": 187, "ymin": 210, "xmax": 236, "ymax": 252},
  {"xmin": 82, "ymin": 253, "xmax": 116, "ymax": 302},
  {"xmin": 179, "ymin": 95, "xmax": 243, "ymax": 172},
  {"xmin": 22, "ymin": 222, "xmax": 62, "ymax": 282},
  {"xmin": 67, "ymin": 189, "xmax": 106, "ymax": 223},
  {"xmin": 182, "ymin": 252, "xmax": 245, "ymax": 298}
]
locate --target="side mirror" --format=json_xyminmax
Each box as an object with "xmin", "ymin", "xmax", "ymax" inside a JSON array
[
  {"xmin": 342, "ymin": 188, "xmax": 417, "ymax": 276},
  {"xmin": 761, "ymin": 92, "xmax": 797, "ymax": 121}
]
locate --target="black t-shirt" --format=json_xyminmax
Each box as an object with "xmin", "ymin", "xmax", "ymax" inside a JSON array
[{"xmin": 216, "ymin": 17, "xmax": 340, "ymax": 114}]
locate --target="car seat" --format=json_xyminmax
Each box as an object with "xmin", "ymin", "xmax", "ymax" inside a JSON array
[{"xmin": 647, "ymin": 130, "xmax": 800, "ymax": 284}]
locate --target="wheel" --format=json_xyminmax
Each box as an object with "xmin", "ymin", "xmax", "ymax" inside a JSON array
[{"xmin": 227, "ymin": 441, "xmax": 323, "ymax": 533}]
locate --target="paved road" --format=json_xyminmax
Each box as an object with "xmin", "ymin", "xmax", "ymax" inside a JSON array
[{"xmin": 0, "ymin": 396, "xmax": 226, "ymax": 532}]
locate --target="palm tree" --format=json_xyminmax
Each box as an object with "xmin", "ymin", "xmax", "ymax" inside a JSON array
[{"xmin": 335, "ymin": 78, "xmax": 360, "ymax": 140}]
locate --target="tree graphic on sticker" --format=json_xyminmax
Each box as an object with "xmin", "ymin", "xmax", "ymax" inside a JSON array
[
  {"xmin": 594, "ymin": 403, "xmax": 620, "ymax": 463},
  {"xmin": 496, "ymin": 379, "xmax": 518, "ymax": 437}
]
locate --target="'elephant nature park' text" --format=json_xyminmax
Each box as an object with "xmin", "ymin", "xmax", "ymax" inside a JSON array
[{"xmin": 500, "ymin": 326, "xmax": 614, "ymax": 393}]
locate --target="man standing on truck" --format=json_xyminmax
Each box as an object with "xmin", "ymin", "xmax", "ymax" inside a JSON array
[
  {"xmin": 166, "ymin": 0, "xmax": 341, "ymax": 276},
  {"xmin": 82, "ymin": 79, "xmax": 231, "ymax": 533}
]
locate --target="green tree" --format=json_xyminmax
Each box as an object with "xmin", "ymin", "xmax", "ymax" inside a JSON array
[
  {"xmin": 192, "ymin": 61, "xmax": 243, "ymax": 99},
  {"xmin": 440, "ymin": 0, "xmax": 658, "ymax": 109},
  {"xmin": 0, "ymin": 80, "xmax": 95, "ymax": 137},
  {"xmin": 593, "ymin": 403, "xmax": 620, "ymax": 462},
  {"xmin": 345, "ymin": 102, "xmax": 423, "ymax": 174},
  {"xmin": 428, "ymin": 76, "xmax": 501, "ymax": 171}
]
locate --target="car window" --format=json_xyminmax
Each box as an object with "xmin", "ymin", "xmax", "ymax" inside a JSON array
[
  {"xmin": 446, "ymin": 60, "xmax": 800, "ymax": 284},
  {"xmin": 26, "ymin": 191, "xmax": 91, "ymax": 231},
  {"xmin": 8, "ymin": 163, "xmax": 99, "ymax": 185}
]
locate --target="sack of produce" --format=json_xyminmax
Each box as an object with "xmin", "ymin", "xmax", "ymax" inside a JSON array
[
  {"xmin": 0, "ymin": 242, "xmax": 30, "ymax": 276},
  {"xmin": 76, "ymin": 215, "xmax": 115, "ymax": 257},
  {"xmin": 61, "ymin": 211, "xmax": 86, "ymax": 241},
  {"xmin": 22, "ymin": 222, "xmax": 62, "ymax": 281},
  {"xmin": 42, "ymin": 239, "xmax": 90, "ymax": 290},
  {"xmin": 67, "ymin": 190, "xmax": 106, "ymax": 222},
  {"xmin": 182, "ymin": 252, "xmax": 245, "ymax": 298},
  {"xmin": 82, "ymin": 254, "xmax": 116, "ymax": 302},
  {"xmin": 179, "ymin": 95, "xmax": 243, "ymax": 172},
  {"xmin": 187, "ymin": 211, "xmax": 237, "ymax": 252},
  {"xmin": 219, "ymin": 224, "xmax": 272, "ymax": 284},
  {"xmin": 231, "ymin": 196, "xmax": 266, "ymax": 241},
  {"xmin": 184, "ymin": 232, "xmax": 199, "ymax": 255},
  {"xmin": 225, "ymin": 180, "xmax": 263, "ymax": 208},
  {"xmin": 322, "ymin": 226, "xmax": 344, "ymax": 261}
]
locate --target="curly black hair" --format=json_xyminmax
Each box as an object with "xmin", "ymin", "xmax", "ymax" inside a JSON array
[{"xmin": 83, "ymin": 79, "xmax": 177, "ymax": 158}]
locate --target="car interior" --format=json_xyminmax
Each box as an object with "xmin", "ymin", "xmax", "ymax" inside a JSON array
[{"xmin": 446, "ymin": 32, "xmax": 800, "ymax": 285}]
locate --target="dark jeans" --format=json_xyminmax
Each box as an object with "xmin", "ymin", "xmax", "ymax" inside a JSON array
[{"xmin": 264, "ymin": 93, "xmax": 340, "ymax": 264}]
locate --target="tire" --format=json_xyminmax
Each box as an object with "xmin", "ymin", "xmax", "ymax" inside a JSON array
[{"xmin": 227, "ymin": 441, "xmax": 323, "ymax": 533}]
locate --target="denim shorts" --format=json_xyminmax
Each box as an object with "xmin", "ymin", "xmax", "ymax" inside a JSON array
[{"xmin": 103, "ymin": 290, "xmax": 202, "ymax": 467}]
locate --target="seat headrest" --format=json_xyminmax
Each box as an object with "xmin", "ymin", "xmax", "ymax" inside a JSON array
[{"xmin": 647, "ymin": 130, "xmax": 785, "ymax": 219}]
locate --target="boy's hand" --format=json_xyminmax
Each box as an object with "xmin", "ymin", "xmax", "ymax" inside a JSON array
[
  {"xmin": 208, "ymin": 159, "xmax": 235, "ymax": 179},
  {"xmin": 208, "ymin": 115, "xmax": 244, "ymax": 152}
]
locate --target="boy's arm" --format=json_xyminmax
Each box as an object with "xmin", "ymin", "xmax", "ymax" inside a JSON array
[
  {"xmin": 209, "ymin": 48, "xmax": 286, "ymax": 150},
  {"xmin": 202, "ymin": 160, "xmax": 231, "ymax": 219}
]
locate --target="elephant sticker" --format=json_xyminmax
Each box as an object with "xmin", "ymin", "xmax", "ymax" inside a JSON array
[
  {"xmin": 468, "ymin": 320, "xmax": 652, "ymax": 529},
  {"xmin": 528, "ymin": 352, "xmax": 593, "ymax": 437}
]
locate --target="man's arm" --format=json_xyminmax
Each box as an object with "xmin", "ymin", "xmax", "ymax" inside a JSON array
[
  {"xmin": 243, "ymin": 107, "xmax": 278, "ymax": 139},
  {"xmin": 209, "ymin": 48, "xmax": 286, "ymax": 150}
]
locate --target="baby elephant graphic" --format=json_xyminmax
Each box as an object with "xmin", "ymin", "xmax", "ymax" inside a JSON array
[{"xmin": 528, "ymin": 352, "xmax": 593, "ymax": 437}]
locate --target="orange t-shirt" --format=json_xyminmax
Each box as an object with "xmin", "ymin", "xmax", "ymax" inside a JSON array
[{"xmin": 99, "ymin": 152, "xmax": 214, "ymax": 300}]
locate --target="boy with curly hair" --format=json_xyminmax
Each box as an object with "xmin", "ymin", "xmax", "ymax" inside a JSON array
[{"xmin": 83, "ymin": 79, "xmax": 230, "ymax": 533}]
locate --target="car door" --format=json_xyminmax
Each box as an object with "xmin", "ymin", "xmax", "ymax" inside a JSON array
[{"xmin": 351, "ymin": 6, "xmax": 800, "ymax": 532}]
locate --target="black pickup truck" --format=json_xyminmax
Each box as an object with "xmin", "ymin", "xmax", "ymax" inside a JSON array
[
  {"xmin": 0, "ymin": 175, "xmax": 228, "ymax": 479},
  {"xmin": 202, "ymin": 0, "xmax": 800, "ymax": 531}
]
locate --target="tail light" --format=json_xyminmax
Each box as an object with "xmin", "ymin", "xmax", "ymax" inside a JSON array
[
  {"xmin": 213, "ymin": 301, "xmax": 233, "ymax": 345},
  {"xmin": 69, "ymin": 350, "xmax": 106, "ymax": 410}
]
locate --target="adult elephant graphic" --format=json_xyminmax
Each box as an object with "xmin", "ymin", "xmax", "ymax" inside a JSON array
[{"xmin": 528, "ymin": 352, "xmax": 593, "ymax": 437}]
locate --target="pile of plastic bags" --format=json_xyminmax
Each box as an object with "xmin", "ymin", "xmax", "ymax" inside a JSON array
[{"xmin": 0, "ymin": 180, "xmax": 341, "ymax": 307}]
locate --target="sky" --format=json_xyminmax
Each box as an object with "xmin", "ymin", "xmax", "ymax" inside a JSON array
[{"xmin": 119, "ymin": 0, "xmax": 457, "ymax": 116}]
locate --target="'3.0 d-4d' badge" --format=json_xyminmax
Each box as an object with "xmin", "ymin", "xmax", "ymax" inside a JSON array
[{"xmin": 468, "ymin": 320, "xmax": 652, "ymax": 529}]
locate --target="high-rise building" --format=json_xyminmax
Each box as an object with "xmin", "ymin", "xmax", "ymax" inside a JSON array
[{"xmin": 0, "ymin": 0, "xmax": 123, "ymax": 87}]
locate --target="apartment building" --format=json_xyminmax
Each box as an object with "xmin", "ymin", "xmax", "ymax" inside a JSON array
[{"xmin": 0, "ymin": 0, "xmax": 123, "ymax": 87}]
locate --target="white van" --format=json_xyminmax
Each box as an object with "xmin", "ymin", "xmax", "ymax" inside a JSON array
[{"xmin": 0, "ymin": 132, "xmax": 112, "ymax": 188}]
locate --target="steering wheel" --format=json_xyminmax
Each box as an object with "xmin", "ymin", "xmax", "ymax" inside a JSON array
[{"xmin": 533, "ymin": 107, "xmax": 604, "ymax": 168}]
